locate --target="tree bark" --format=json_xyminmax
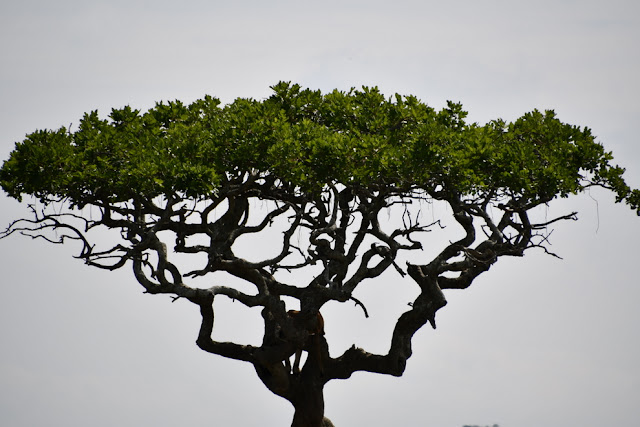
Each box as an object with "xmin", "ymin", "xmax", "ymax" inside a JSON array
[
  {"xmin": 289, "ymin": 333, "xmax": 330, "ymax": 427},
  {"xmin": 290, "ymin": 380, "xmax": 326, "ymax": 427},
  {"xmin": 321, "ymin": 416, "xmax": 335, "ymax": 427}
]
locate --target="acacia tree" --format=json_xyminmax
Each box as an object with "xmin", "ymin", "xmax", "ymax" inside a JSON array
[{"xmin": 1, "ymin": 83, "xmax": 639, "ymax": 427}]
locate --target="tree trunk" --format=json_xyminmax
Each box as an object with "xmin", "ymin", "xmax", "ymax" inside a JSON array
[
  {"xmin": 289, "ymin": 333, "xmax": 332, "ymax": 427},
  {"xmin": 290, "ymin": 379, "xmax": 325, "ymax": 427},
  {"xmin": 289, "ymin": 381, "xmax": 335, "ymax": 426}
]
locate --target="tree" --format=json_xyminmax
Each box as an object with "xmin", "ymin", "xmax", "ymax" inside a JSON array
[{"xmin": 1, "ymin": 82, "xmax": 638, "ymax": 427}]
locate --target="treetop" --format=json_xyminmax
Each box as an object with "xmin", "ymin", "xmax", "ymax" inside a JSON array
[{"xmin": 2, "ymin": 81, "xmax": 638, "ymax": 214}]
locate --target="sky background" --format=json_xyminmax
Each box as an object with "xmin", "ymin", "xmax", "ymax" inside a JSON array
[{"xmin": 1, "ymin": 1, "xmax": 639, "ymax": 426}]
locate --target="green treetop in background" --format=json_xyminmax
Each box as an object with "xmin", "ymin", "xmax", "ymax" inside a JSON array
[{"xmin": 1, "ymin": 82, "xmax": 638, "ymax": 427}]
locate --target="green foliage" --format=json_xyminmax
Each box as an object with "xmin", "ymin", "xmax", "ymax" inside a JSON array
[{"xmin": 1, "ymin": 82, "xmax": 638, "ymax": 213}]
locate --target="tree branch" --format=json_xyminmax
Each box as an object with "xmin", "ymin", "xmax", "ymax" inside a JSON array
[{"xmin": 195, "ymin": 294, "xmax": 258, "ymax": 362}]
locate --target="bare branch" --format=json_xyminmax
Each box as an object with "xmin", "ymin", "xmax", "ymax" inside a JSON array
[{"xmin": 195, "ymin": 295, "xmax": 258, "ymax": 362}]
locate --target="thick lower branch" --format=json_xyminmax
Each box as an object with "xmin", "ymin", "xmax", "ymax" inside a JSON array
[
  {"xmin": 326, "ymin": 266, "xmax": 447, "ymax": 380},
  {"xmin": 195, "ymin": 296, "xmax": 257, "ymax": 362}
]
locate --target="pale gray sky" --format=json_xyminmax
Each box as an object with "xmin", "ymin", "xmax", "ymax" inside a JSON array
[{"xmin": 1, "ymin": 1, "xmax": 639, "ymax": 426}]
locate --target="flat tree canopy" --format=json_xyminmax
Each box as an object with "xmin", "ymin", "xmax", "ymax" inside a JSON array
[{"xmin": 1, "ymin": 82, "xmax": 638, "ymax": 427}]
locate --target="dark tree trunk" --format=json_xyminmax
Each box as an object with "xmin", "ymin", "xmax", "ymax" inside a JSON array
[
  {"xmin": 253, "ymin": 310, "xmax": 335, "ymax": 427},
  {"xmin": 290, "ymin": 379, "xmax": 325, "ymax": 427},
  {"xmin": 289, "ymin": 333, "xmax": 330, "ymax": 427}
]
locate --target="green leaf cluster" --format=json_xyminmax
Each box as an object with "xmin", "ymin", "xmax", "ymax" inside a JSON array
[{"xmin": 1, "ymin": 82, "xmax": 638, "ymax": 213}]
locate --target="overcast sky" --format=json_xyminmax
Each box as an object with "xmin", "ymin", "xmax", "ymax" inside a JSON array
[{"xmin": 1, "ymin": 1, "xmax": 639, "ymax": 426}]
